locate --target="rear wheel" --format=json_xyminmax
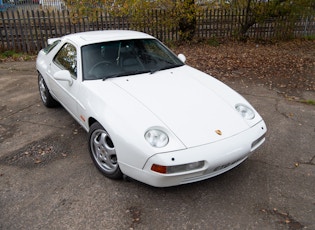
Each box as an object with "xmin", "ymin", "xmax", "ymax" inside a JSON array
[
  {"xmin": 38, "ymin": 73, "xmax": 59, "ymax": 107},
  {"xmin": 88, "ymin": 122, "xmax": 123, "ymax": 179}
]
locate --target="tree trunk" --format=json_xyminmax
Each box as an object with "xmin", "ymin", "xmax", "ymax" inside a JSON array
[
  {"xmin": 238, "ymin": 0, "xmax": 256, "ymax": 41},
  {"xmin": 178, "ymin": 0, "xmax": 196, "ymax": 41}
]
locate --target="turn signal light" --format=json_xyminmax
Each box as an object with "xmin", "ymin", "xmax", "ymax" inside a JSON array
[
  {"xmin": 151, "ymin": 161, "xmax": 204, "ymax": 174},
  {"xmin": 151, "ymin": 164, "xmax": 167, "ymax": 174}
]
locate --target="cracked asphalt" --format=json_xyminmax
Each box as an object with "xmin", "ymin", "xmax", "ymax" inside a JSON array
[{"xmin": 0, "ymin": 61, "xmax": 314, "ymax": 229}]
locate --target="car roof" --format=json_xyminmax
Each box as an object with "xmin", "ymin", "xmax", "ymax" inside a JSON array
[{"xmin": 60, "ymin": 30, "xmax": 155, "ymax": 47}]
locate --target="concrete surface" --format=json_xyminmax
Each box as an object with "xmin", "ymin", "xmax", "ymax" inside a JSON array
[{"xmin": 0, "ymin": 61, "xmax": 314, "ymax": 230}]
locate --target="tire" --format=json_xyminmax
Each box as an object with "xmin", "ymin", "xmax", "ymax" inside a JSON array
[
  {"xmin": 88, "ymin": 122, "xmax": 123, "ymax": 179},
  {"xmin": 38, "ymin": 73, "xmax": 59, "ymax": 108}
]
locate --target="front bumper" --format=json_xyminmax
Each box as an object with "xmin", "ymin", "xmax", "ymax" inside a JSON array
[{"xmin": 121, "ymin": 120, "xmax": 267, "ymax": 187}]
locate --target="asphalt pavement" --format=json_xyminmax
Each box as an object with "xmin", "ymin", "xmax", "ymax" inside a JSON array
[{"xmin": 0, "ymin": 61, "xmax": 314, "ymax": 230}]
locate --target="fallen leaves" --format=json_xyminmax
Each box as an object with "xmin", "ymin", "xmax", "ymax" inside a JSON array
[
  {"xmin": 174, "ymin": 39, "xmax": 315, "ymax": 97},
  {"xmin": 126, "ymin": 206, "xmax": 141, "ymax": 230},
  {"xmin": 261, "ymin": 208, "xmax": 305, "ymax": 229},
  {"xmin": 4, "ymin": 139, "xmax": 70, "ymax": 168},
  {"xmin": 25, "ymin": 144, "xmax": 67, "ymax": 165}
]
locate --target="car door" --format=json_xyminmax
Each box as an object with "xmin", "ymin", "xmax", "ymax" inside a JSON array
[{"xmin": 46, "ymin": 42, "xmax": 81, "ymax": 118}]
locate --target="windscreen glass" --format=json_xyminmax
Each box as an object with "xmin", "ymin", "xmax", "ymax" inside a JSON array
[{"xmin": 81, "ymin": 39, "xmax": 184, "ymax": 80}]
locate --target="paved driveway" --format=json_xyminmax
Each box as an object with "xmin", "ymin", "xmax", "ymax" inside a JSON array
[{"xmin": 0, "ymin": 61, "xmax": 314, "ymax": 229}]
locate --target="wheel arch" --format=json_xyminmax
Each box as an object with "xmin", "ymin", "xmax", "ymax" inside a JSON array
[{"xmin": 88, "ymin": 117, "xmax": 97, "ymax": 129}]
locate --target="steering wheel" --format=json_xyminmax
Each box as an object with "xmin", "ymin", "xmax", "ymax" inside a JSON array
[{"xmin": 88, "ymin": 60, "xmax": 113, "ymax": 79}]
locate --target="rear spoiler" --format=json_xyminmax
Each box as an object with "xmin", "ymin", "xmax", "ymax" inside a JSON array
[{"xmin": 47, "ymin": 38, "xmax": 61, "ymax": 45}]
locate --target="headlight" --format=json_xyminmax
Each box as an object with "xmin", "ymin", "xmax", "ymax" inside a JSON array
[
  {"xmin": 145, "ymin": 129, "xmax": 169, "ymax": 148},
  {"xmin": 235, "ymin": 104, "xmax": 255, "ymax": 120}
]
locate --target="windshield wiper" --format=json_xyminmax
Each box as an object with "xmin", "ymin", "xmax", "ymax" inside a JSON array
[
  {"xmin": 150, "ymin": 64, "xmax": 183, "ymax": 74},
  {"xmin": 102, "ymin": 70, "xmax": 149, "ymax": 81},
  {"xmin": 150, "ymin": 67, "xmax": 163, "ymax": 74},
  {"xmin": 102, "ymin": 73, "xmax": 120, "ymax": 81}
]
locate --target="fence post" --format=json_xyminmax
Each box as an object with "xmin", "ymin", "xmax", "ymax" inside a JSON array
[
  {"xmin": 0, "ymin": 11, "xmax": 9, "ymax": 50},
  {"xmin": 26, "ymin": 10, "xmax": 34, "ymax": 53}
]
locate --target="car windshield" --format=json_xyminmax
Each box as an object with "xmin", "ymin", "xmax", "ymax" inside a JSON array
[{"xmin": 81, "ymin": 39, "xmax": 184, "ymax": 80}]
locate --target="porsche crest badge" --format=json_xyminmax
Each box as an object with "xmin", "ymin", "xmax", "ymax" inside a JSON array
[{"xmin": 215, "ymin": 130, "xmax": 222, "ymax": 135}]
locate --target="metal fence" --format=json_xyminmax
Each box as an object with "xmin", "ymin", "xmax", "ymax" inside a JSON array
[
  {"xmin": 0, "ymin": 0, "xmax": 66, "ymax": 11},
  {"xmin": 0, "ymin": 7, "xmax": 314, "ymax": 53}
]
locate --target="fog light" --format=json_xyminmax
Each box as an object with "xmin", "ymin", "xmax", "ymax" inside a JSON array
[{"xmin": 151, "ymin": 161, "xmax": 204, "ymax": 174}]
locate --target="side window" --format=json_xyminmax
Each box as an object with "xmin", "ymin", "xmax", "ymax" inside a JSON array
[
  {"xmin": 43, "ymin": 40, "xmax": 60, "ymax": 54},
  {"xmin": 54, "ymin": 43, "xmax": 77, "ymax": 78}
]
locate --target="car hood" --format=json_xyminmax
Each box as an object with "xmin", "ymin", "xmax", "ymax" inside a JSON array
[{"xmin": 111, "ymin": 66, "xmax": 250, "ymax": 148}]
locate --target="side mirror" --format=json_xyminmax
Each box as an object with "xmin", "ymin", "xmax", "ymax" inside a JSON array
[
  {"xmin": 178, "ymin": 54, "xmax": 186, "ymax": 63},
  {"xmin": 53, "ymin": 70, "xmax": 73, "ymax": 86}
]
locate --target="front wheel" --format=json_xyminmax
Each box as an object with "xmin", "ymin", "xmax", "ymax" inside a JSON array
[
  {"xmin": 38, "ymin": 73, "xmax": 59, "ymax": 108},
  {"xmin": 88, "ymin": 122, "xmax": 123, "ymax": 179}
]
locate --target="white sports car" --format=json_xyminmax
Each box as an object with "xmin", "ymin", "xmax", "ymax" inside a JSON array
[{"xmin": 36, "ymin": 30, "xmax": 267, "ymax": 187}]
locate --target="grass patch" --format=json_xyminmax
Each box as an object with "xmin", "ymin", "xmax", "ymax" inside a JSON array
[
  {"xmin": 302, "ymin": 35, "xmax": 315, "ymax": 41},
  {"xmin": 0, "ymin": 50, "xmax": 35, "ymax": 62},
  {"xmin": 300, "ymin": 99, "xmax": 315, "ymax": 105},
  {"xmin": 207, "ymin": 37, "xmax": 220, "ymax": 47}
]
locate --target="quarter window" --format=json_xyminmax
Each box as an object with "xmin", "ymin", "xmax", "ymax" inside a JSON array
[
  {"xmin": 43, "ymin": 40, "xmax": 60, "ymax": 54},
  {"xmin": 54, "ymin": 43, "xmax": 77, "ymax": 78}
]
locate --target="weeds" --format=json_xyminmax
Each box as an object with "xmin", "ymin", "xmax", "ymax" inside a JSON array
[
  {"xmin": 300, "ymin": 99, "xmax": 315, "ymax": 105},
  {"xmin": 0, "ymin": 50, "xmax": 35, "ymax": 62}
]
